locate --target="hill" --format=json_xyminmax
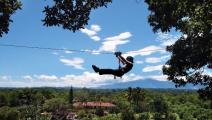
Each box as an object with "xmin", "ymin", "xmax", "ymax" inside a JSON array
[{"xmin": 99, "ymin": 79, "xmax": 199, "ymax": 89}]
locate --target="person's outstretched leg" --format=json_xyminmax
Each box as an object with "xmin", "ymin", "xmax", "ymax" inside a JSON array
[
  {"xmin": 99, "ymin": 69, "xmax": 116, "ymax": 75},
  {"xmin": 92, "ymin": 65, "xmax": 100, "ymax": 73},
  {"xmin": 92, "ymin": 65, "xmax": 124, "ymax": 77},
  {"xmin": 92, "ymin": 65, "xmax": 116, "ymax": 75}
]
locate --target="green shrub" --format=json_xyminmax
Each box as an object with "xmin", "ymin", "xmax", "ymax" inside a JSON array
[
  {"xmin": 0, "ymin": 106, "xmax": 20, "ymax": 120},
  {"xmin": 96, "ymin": 107, "xmax": 104, "ymax": 116},
  {"xmin": 139, "ymin": 112, "xmax": 151, "ymax": 120},
  {"xmin": 121, "ymin": 108, "xmax": 135, "ymax": 120},
  {"xmin": 166, "ymin": 113, "xmax": 180, "ymax": 120}
]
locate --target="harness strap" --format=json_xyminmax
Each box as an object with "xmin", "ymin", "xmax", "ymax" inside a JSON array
[
  {"xmin": 114, "ymin": 58, "xmax": 122, "ymax": 79},
  {"xmin": 119, "ymin": 59, "xmax": 122, "ymax": 78},
  {"xmin": 114, "ymin": 52, "xmax": 122, "ymax": 79},
  {"xmin": 119, "ymin": 59, "xmax": 121, "ymax": 69}
]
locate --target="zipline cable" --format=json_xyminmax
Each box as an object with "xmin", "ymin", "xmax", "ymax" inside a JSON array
[
  {"xmin": 0, "ymin": 43, "xmax": 165, "ymax": 55},
  {"xmin": 0, "ymin": 43, "xmax": 112, "ymax": 54}
]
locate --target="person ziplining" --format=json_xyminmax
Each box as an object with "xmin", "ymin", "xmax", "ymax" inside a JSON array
[
  {"xmin": 0, "ymin": 44, "xmax": 166, "ymax": 78},
  {"xmin": 92, "ymin": 52, "xmax": 134, "ymax": 77}
]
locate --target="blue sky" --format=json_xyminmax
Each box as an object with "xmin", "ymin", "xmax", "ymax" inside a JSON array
[{"xmin": 0, "ymin": 0, "xmax": 184, "ymax": 87}]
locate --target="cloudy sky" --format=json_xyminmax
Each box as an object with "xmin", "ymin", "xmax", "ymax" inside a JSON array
[{"xmin": 0, "ymin": 0, "xmax": 182, "ymax": 87}]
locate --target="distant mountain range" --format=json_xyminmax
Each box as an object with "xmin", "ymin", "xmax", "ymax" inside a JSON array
[{"xmin": 99, "ymin": 79, "xmax": 199, "ymax": 89}]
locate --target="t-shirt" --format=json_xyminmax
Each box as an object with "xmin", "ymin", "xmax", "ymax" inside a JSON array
[{"xmin": 121, "ymin": 62, "xmax": 133, "ymax": 74}]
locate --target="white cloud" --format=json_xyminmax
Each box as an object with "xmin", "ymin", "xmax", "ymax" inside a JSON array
[
  {"xmin": 145, "ymin": 55, "xmax": 170, "ymax": 63},
  {"xmin": 104, "ymin": 32, "xmax": 132, "ymax": 41},
  {"xmin": 0, "ymin": 76, "xmax": 9, "ymax": 81},
  {"xmin": 91, "ymin": 24, "xmax": 101, "ymax": 32},
  {"xmin": 146, "ymin": 75, "xmax": 168, "ymax": 81},
  {"xmin": 23, "ymin": 75, "xmax": 33, "ymax": 81},
  {"xmin": 80, "ymin": 24, "xmax": 101, "ymax": 42},
  {"xmin": 142, "ymin": 65, "xmax": 163, "ymax": 72},
  {"xmin": 0, "ymin": 73, "xmax": 170, "ymax": 87},
  {"xmin": 60, "ymin": 71, "xmax": 114, "ymax": 87},
  {"xmin": 135, "ymin": 60, "xmax": 144, "ymax": 64},
  {"xmin": 99, "ymin": 32, "xmax": 131, "ymax": 52},
  {"xmin": 124, "ymin": 45, "xmax": 165, "ymax": 57},
  {"xmin": 145, "ymin": 57, "xmax": 161, "ymax": 63},
  {"xmin": 60, "ymin": 72, "xmax": 144, "ymax": 87},
  {"xmin": 122, "ymin": 73, "xmax": 143, "ymax": 82},
  {"xmin": 52, "ymin": 52, "xmax": 59, "ymax": 55},
  {"xmin": 91, "ymin": 36, "xmax": 101, "ymax": 41},
  {"xmin": 156, "ymin": 32, "xmax": 180, "ymax": 46},
  {"xmin": 60, "ymin": 57, "xmax": 85, "ymax": 70},
  {"xmin": 99, "ymin": 40, "xmax": 129, "ymax": 52},
  {"xmin": 80, "ymin": 28, "xmax": 96, "ymax": 36},
  {"xmin": 64, "ymin": 50, "xmax": 73, "ymax": 54},
  {"xmin": 0, "ymin": 72, "xmax": 144, "ymax": 87},
  {"xmin": 35, "ymin": 75, "xmax": 58, "ymax": 81}
]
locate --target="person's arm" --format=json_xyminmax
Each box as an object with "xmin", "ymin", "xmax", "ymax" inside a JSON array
[
  {"xmin": 115, "ymin": 52, "xmax": 131, "ymax": 65},
  {"xmin": 118, "ymin": 55, "xmax": 130, "ymax": 65}
]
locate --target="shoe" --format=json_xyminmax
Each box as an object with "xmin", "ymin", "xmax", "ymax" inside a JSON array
[{"xmin": 92, "ymin": 65, "xmax": 100, "ymax": 73}]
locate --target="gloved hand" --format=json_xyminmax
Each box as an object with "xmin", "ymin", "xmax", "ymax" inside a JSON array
[{"xmin": 115, "ymin": 51, "xmax": 122, "ymax": 57}]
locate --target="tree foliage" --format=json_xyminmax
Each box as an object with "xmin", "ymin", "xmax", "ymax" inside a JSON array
[
  {"xmin": 0, "ymin": 106, "xmax": 20, "ymax": 120},
  {"xmin": 0, "ymin": 93, "xmax": 7, "ymax": 107},
  {"xmin": 121, "ymin": 108, "xmax": 135, "ymax": 120},
  {"xmin": 0, "ymin": 0, "xmax": 111, "ymax": 37},
  {"xmin": 127, "ymin": 87, "xmax": 146, "ymax": 106},
  {"xmin": 145, "ymin": 0, "xmax": 212, "ymax": 100},
  {"xmin": 139, "ymin": 112, "xmax": 151, "ymax": 120},
  {"xmin": 0, "ymin": 0, "xmax": 21, "ymax": 37},
  {"xmin": 96, "ymin": 107, "xmax": 104, "ymax": 116},
  {"xmin": 43, "ymin": 98, "xmax": 68, "ymax": 112},
  {"xmin": 69, "ymin": 86, "xmax": 74, "ymax": 105},
  {"xmin": 0, "ymin": 88, "xmax": 212, "ymax": 119},
  {"xmin": 151, "ymin": 96, "xmax": 169, "ymax": 114},
  {"xmin": 42, "ymin": 0, "xmax": 112, "ymax": 32}
]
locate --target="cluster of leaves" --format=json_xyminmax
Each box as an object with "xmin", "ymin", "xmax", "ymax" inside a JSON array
[
  {"xmin": 42, "ymin": 0, "xmax": 112, "ymax": 32},
  {"xmin": 0, "ymin": 0, "xmax": 21, "ymax": 37},
  {"xmin": 0, "ymin": 0, "xmax": 111, "ymax": 37},
  {"xmin": 145, "ymin": 0, "xmax": 212, "ymax": 100}
]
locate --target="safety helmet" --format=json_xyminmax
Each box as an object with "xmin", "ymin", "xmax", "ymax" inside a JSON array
[{"xmin": 126, "ymin": 56, "xmax": 134, "ymax": 63}]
